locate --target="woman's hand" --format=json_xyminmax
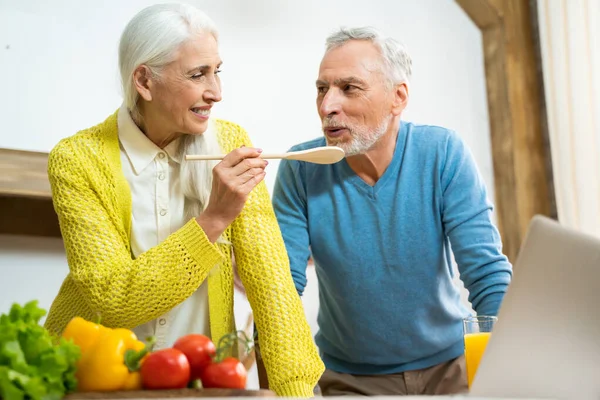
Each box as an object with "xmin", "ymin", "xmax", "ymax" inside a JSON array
[{"xmin": 196, "ymin": 147, "xmax": 267, "ymax": 242}]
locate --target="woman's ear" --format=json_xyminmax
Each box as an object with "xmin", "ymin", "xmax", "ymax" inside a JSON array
[
  {"xmin": 133, "ymin": 65, "xmax": 154, "ymax": 102},
  {"xmin": 391, "ymin": 82, "xmax": 409, "ymax": 116}
]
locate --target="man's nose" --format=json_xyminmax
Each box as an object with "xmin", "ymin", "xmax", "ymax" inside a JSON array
[{"xmin": 320, "ymin": 90, "xmax": 342, "ymax": 116}]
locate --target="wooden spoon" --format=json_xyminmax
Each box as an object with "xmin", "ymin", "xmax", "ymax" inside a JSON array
[{"xmin": 185, "ymin": 146, "xmax": 345, "ymax": 165}]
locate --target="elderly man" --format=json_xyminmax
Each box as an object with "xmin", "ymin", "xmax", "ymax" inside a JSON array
[{"xmin": 272, "ymin": 27, "xmax": 512, "ymax": 396}]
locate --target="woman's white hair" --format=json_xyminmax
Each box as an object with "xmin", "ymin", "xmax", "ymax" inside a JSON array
[
  {"xmin": 325, "ymin": 26, "xmax": 412, "ymax": 88},
  {"xmin": 119, "ymin": 3, "xmax": 222, "ymax": 220}
]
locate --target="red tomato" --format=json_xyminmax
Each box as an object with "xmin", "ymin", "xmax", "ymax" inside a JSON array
[
  {"xmin": 200, "ymin": 357, "xmax": 247, "ymax": 389},
  {"xmin": 173, "ymin": 334, "xmax": 216, "ymax": 380},
  {"xmin": 141, "ymin": 348, "xmax": 190, "ymax": 390}
]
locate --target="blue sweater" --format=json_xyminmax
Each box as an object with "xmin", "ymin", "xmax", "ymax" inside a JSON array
[{"xmin": 272, "ymin": 121, "xmax": 512, "ymax": 375}]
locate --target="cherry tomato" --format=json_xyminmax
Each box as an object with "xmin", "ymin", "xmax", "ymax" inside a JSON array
[
  {"xmin": 141, "ymin": 348, "xmax": 190, "ymax": 390},
  {"xmin": 173, "ymin": 334, "xmax": 217, "ymax": 380},
  {"xmin": 200, "ymin": 357, "xmax": 247, "ymax": 389}
]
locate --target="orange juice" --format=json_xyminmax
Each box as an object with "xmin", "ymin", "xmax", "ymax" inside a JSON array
[{"xmin": 464, "ymin": 332, "xmax": 491, "ymax": 387}]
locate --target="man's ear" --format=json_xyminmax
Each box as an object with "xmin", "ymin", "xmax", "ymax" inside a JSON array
[
  {"xmin": 133, "ymin": 65, "xmax": 154, "ymax": 102},
  {"xmin": 391, "ymin": 82, "xmax": 409, "ymax": 116}
]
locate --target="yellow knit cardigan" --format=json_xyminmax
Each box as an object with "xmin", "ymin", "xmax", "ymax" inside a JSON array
[{"xmin": 44, "ymin": 110, "xmax": 324, "ymax": 397}]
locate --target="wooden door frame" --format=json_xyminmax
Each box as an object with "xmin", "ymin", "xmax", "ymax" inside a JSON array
[{"xmin": 455, "ymin": 0, "xmax": 556, "ymax": 262}]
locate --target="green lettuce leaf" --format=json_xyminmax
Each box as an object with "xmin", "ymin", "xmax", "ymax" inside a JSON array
[{"xmin": 0, "ymin": 301, "xmax": 80, "ymax": 400}]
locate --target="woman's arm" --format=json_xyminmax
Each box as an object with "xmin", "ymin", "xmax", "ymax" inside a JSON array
[
  {"xmin": 228, "ymin": 127, "xmax": 324, "ymax": 398},
  {"xmin": 48, "ymin": 141, "xmax": 225, "ymax": 329}
]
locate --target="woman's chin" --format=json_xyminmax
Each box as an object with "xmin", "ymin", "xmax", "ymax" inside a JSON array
[{"xmin": 184, "ymin": 120, "xmax": 209, "ymax": 135}]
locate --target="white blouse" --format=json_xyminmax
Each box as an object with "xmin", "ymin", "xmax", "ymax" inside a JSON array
[{"xmin": 117, "ymin": 104, "xmax": 209, "ymax": 349}]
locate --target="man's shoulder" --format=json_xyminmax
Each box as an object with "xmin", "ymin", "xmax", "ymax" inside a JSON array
[
  {"xmin": 403, "ymin": 121, "xmax": 468, "ymax": 158},
  {"xmin": 404, "ymin": 121, "xmax": 461, "ymax": 144}
]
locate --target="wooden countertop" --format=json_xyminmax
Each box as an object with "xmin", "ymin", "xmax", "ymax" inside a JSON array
[{"xmin": 64, "ymin": 388, "xmax": 276, "ymax": 399}]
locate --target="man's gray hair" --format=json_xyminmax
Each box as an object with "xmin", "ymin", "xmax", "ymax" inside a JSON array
[{"xmin": 325, "ymin": 26, "xmax": 412, "ymax": 87}]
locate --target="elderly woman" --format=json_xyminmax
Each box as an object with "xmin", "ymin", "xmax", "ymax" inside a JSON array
[{"xmin": 44, "ymin": 3, "xmax": 323, "ymax": 396}]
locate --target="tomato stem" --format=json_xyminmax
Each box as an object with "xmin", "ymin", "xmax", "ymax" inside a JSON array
[{"xmin": 212, "ymin": 330, "xmax": 255, "ymax": 363}]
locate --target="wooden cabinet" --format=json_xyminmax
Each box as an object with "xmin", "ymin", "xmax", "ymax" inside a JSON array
[{"xmin": 0, "ymin": 148, "xmax": 61, "ymax": 237}]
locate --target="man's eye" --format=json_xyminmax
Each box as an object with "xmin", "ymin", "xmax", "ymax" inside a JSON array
[
  {"xmin": 215, "ymin": 69, "xmax": 222, "ymax": 74},
  {"xmin": 344, "ymin": 85, "xmax": 358, "ymax": 92},
  {"xmin": 192, "ymin": 73, "xmax": 203, "ymax": 79},
  {"xmin": 317, "ymin": 87, "xmax": 327, "ymax": 94}
]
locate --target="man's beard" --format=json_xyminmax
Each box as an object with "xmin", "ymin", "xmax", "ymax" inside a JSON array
[{"xmin": 323, "ymin": 115, "xmax": 391, "ymax": 156}]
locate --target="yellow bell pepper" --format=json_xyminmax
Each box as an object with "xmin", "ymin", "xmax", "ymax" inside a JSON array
[{"xmin": 62, "ymin": 317, "xmax": 149, "ymax": 392}]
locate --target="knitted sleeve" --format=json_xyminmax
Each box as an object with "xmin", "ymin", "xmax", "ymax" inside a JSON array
[
  {"xmin": 47, "ymin": 141, "xmax": 225, "ymax": 330},
  {"xmin": 218, "ymin": 122, "xmax": 324, "ymax": 397}
]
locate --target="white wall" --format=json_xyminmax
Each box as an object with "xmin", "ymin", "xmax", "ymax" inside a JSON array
[{"xmin": 0, "ymin": 0, "xmax": 490, "ymax": 388}]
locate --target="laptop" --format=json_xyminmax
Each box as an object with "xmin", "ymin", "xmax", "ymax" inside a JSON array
[{"xmin": 470, "ymin": 215, "xmax": 600, "ymax": 400}]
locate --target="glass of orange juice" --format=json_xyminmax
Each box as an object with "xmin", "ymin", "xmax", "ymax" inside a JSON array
[{"xmin": 463, "ymin": 315, "xmax": 497, "ymax": 388}]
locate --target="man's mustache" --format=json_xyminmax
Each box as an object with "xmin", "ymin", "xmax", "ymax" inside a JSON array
[{"xmin": 323, "ymin": 118, "xmax": 348, "ymax": 130}]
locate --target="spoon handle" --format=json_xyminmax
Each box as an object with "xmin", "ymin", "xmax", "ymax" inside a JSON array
[{"xmin": 184, "ymin": 153, "xmax": 289, "ymax": 161}]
